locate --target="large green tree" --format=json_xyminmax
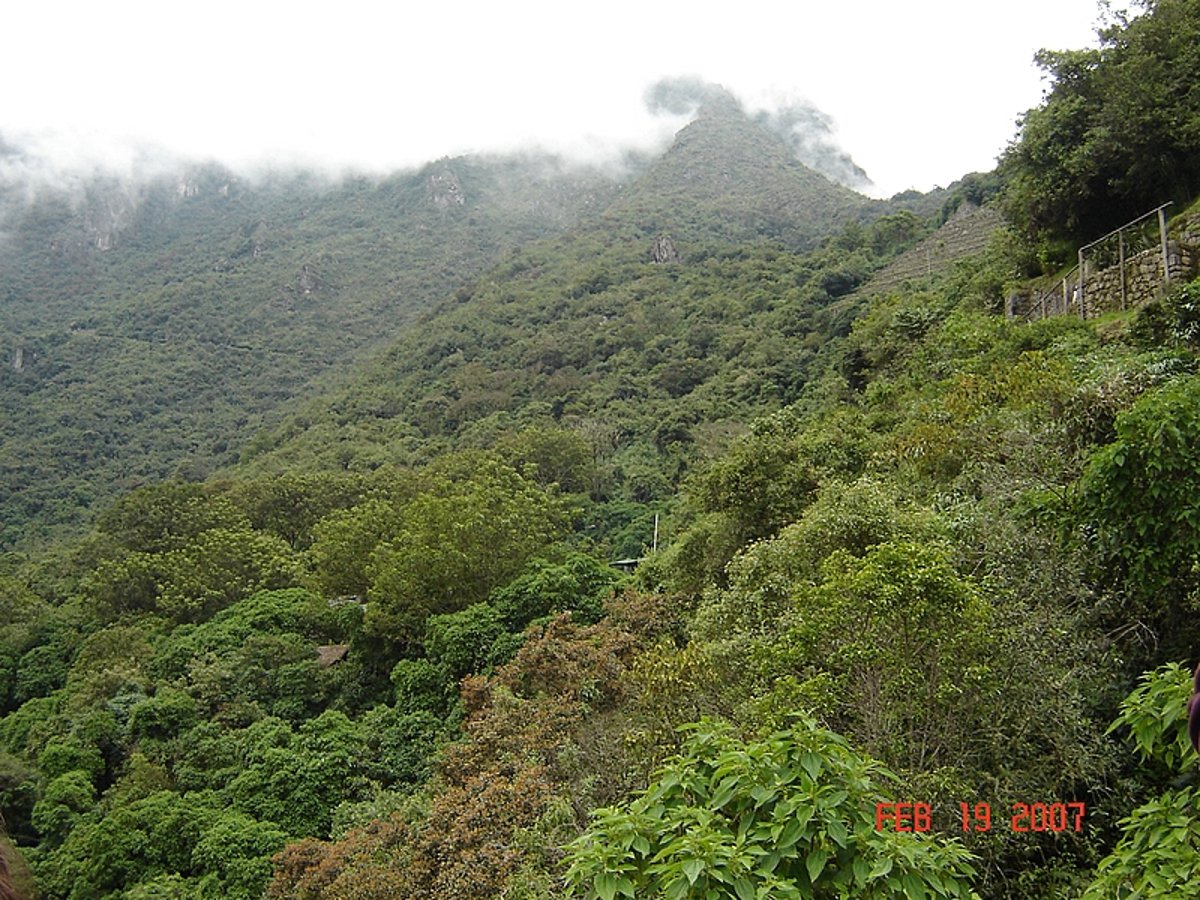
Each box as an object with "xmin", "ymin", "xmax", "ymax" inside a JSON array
[
  {"xmin": 363, "ymin": 458, "xmax": 570, "ymax": 647},
  {"xmin": 1002, "ymin": 0, "xmax": 1200, "ymax": 245}
]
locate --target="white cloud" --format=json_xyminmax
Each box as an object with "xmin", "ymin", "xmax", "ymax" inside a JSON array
[{"xmin": 4, "ymin": 0, "xmax": 1119, "ymax": 196}]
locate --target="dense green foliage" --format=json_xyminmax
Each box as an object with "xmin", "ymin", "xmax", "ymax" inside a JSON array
[
  {"xmin": 4, "ymin": 6, "xmax": 1200, "ymax": 896},
  {"xmin": 1076, "ymin": 374, "xmax": 1200, "ymax": 656},
  {"xmin": 0, "ymin": 459, "xmax": 609, "ymax": 896},
  {"xmin": 566, "ymin": 719, "xmax": 977, "ymax": 899},
  {"xmin": 1002, "ymin": 0, "xmax": 1200, "ymax": 249},
  {"xmin": 0, "ymin": 155, "xmax": 620, "ymax": 548}
]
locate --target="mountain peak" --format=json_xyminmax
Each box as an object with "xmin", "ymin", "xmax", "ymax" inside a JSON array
[{"xmin": 603, "ymin": 88, "xmax": 873, "ymax": 248}]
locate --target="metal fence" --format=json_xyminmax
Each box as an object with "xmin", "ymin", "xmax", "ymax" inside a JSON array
[
  {"xmin": 1078, "ymin": 202, "xmax": 1173, "ymax": 317},
  {"xmin": 1026, "ymin": 202, "xmax": 1175, "ymax": 321}
]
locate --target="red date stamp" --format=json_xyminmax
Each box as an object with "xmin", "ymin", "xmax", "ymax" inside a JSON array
[
  {"xmin": 875, "ymin": 802, "xmax": 1086, "ymax": 833},
  {"xmin": 875, "ymin": 802, "xmax": 933, "ymax": 832}
]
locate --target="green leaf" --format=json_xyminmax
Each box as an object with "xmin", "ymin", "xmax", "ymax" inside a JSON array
[
  {"xmin": 710, "ymin": 775, "xmax": 741, "ymax": 810},
  {"xmin": 827, "ymin": 818, "xmax": 849, "ymax": 847},
  {"xmin": 595, "ymin": 873, "xmax": 619, "ymax": 900},
  {"xmin": 777, "ymin": 818, "xmax": 804, "ymax": 850},
  {"xmin": 751, "ymin": 785, "xmax": 777, "ymax": 807},
  {"xmin": 756, "ymin": 850, "xmax": 782, "ymax": 875},
  {"xmin": 800, "ymin": 751, "xmax": 822, "ymax": 782},
  {"xmin": 869, "ymin": 856, "xmax": 894, "ymax": 879},
  {"xmin": 806, "ymin": 848, "xmax": 830, "ymax": 883},
  {"xmin": 902, "ymin": 872, "xmax": 928, "ymax": 899},
  {"xmin": 852, "ymin": 856, "xmax": 870, "ymax": 884}
]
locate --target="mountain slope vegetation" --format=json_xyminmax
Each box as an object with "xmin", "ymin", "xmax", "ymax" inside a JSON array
[
  {"xmin": 236, "ymin": 97, "xmax": 942, "ymax": 559},
  {"xmin": 4, "ymin": 3, "xmax": 1200, "ymax": 897},
  {"xmin": 0, "ymin": 152, "xmax": 619, "ymax": 547}
]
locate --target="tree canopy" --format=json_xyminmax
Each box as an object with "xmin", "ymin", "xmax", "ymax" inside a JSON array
[{"xmin": 1002, "ymin": 0, "xmax": 1200, "ymax": 247}]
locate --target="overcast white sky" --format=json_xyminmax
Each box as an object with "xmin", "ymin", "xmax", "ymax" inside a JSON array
[{"xmin": 3, "ymin": 0, "xmax": 1125, "ymax": 197}]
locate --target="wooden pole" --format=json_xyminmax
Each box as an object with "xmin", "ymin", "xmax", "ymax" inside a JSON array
[
  {"xmin": 1078, "ymin": 249, "xmax": 1086, "ymax": 320},
  {"xmin": 1119, "ymin": 232, "xmax": 1127, "ymax": 310},
  {"xmin": 1160, "ymin": 206, "xmax": 1171, "ymax": 287}
]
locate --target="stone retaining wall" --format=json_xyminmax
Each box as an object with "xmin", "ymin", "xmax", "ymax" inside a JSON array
[
  {"xmin": 1080, "ymin": 240, "xmax": 1196, "ymax": 316},
  {"xmin": 1013, "ymin": 236, "xmax": 1198, "ymax": 321}
]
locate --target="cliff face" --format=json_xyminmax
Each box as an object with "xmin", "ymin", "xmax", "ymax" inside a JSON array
[
  {"xmin": 427, "ymin": 168, "xmax": 466, "ymax": 208},
  {"xmin": 651, "ymin": 233, "xmax": 679, "ymax": 263}
]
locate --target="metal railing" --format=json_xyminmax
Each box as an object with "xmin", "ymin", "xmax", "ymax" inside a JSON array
[
  {"xmin": 1077, "ymin": 202, "xmax": 1173, "ymax": 318},
  {"xmin": 1025, "ymin": 202, "xmax": 1175, "ymax": 322},
  {"xmin": 1028, "ymin": 263, "xmax": 1081, "ymax": 320}
]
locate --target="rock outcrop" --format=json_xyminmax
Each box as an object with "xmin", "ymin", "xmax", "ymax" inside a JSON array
[
  {"xmin": 427, "ymin": 169, "xmax": 466, "ymax": 208},
  {"xmin": 652, "ymin": 233, "xmax": 680, "ymax": 263}
]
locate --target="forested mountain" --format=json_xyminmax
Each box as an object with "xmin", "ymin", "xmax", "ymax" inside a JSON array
[
  {"xmin": 595, "ymin": 89, "xmax": 877, "ymax": 246},
  {"xmin": 0, "ymin": 88, "xmax": 931, "ymax": 552},
  {"xmin": 4, "ymin": 2, "xmax": 1200, "ymax": 898},
  {"xmin": 236, "ymin": 95, "xmax": 944, "ymax": 559},
  {"xmin": 0, "ymin": 150, "xmax": 620, "ymax": 547}
]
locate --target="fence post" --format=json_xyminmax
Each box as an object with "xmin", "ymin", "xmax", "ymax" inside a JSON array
[
  {"xmin": 1119, "ymin": 231, "xmax": 1127, "ymax": 310},
  {"xmin": 1078, "ymin": 249, "xmax": 1086, "ymax": 320},
  {"xmin": 1160, "ymin": 206, "xmax": 1171, "ymax": 287}
]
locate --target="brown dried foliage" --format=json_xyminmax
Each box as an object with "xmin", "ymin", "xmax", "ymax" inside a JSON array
[{"xmin": 270, "ymin": 611, "xmax": 652, "ymax": 898}]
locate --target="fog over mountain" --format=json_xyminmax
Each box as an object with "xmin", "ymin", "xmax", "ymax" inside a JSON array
[
  {"xmin": 1, "ymin": 78, "xmax": 872, "ymax": 201},
  {"xmin": 645, "ymin": 77, "xmax": 872, "ymax": 189},
  {"xmin": 3, "ymin": 0, "xmax": 1110, "ymax": 198}
]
